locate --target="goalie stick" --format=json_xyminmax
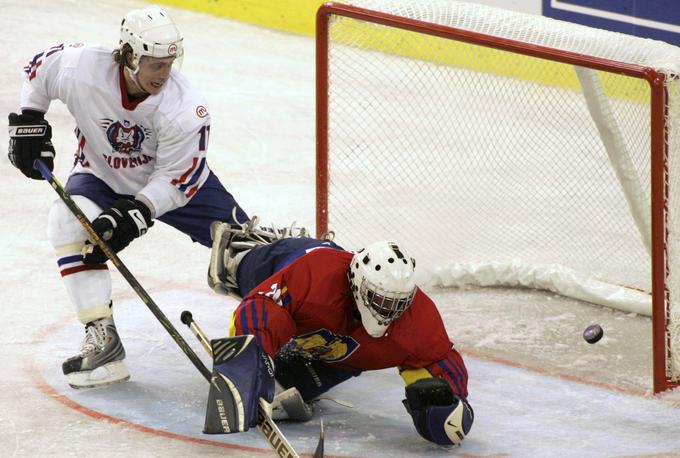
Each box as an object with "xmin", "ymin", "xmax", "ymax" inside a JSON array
[
  {"xmin": 180, "ymin": 310, "xmax": 324, "ymax": 458},
  {"xmin": 33, "ymin": 159, "xmax": 313, "ymax": 458}
]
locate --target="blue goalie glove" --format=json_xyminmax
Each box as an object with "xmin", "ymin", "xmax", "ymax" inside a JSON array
[
  {"xmin": 402, "ymin": 377, "xmax": 474, "ymax": 446},
  {"xmin": 204, "ymin": 335, "xmax": 275, "ymax": 434}
]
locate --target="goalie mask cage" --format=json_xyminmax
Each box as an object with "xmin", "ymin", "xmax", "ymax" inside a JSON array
[{"xmin": 315, "ymin": 1, "xmax": 680, "ymax": 393}]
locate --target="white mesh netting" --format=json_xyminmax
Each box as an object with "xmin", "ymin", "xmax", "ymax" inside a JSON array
[
  {"xmin": 319, "ymin": 1, "xmax": 680, "ymax": 385},
  {"xmin": 344, "ymin": 0, "xmax": 680, "ymax": 73}
]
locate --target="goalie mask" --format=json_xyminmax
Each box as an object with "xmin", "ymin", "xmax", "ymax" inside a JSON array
[
  {"xmin": 349, "ymin": 241, "xmax": 417, "ymax": 338},
  {"xmin": 119, "ymin": 6, "xmax": 184, "ymax": 72}
]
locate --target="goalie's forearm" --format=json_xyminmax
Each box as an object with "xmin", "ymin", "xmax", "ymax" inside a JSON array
[{"xmin": 400, "ymin": 353, "xmax": 469, "ymax": 399}]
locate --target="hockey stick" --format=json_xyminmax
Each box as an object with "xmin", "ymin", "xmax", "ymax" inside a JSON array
[
  {"xmin": 34, "ymin": 159, "xmax": 212, "ymax": 380},
  {"xmin": 34, "ymin": 159, "xmax": 307, "ymax": 457},
  {"xmin": 180, "ymin": 311, "xmax": 325, "ymax": 458}
]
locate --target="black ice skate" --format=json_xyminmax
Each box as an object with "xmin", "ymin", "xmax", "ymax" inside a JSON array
[{"xmin": 62, "ymin": 316, "xmax": 130, "ymax": 389}]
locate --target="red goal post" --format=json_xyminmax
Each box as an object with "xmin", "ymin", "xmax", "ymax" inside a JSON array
[{"xmin": 315, "ymin": 1, "xmax": 680, "ymax": 393}]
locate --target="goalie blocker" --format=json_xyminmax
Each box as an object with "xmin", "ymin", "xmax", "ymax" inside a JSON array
[{"xmin": 204, "ymin": 335, "xmax": 275, "ymax": 434}]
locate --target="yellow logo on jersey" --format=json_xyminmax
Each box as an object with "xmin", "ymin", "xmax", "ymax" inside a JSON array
[{"xmin": 292, "ymin": 329, "xmax": 359, "ymax": 362}]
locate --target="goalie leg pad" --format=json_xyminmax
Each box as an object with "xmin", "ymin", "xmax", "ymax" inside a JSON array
[
  {"xmin": 204, "ymin": 335, "xmax": 275, "ymax": 434},
  {"xmin": 207, "ymin": 221, "xmax": 242, "ymax": 297},
  {"xmin": 207, "ymin": 217, "xmax": 295, "ymax": 297}
]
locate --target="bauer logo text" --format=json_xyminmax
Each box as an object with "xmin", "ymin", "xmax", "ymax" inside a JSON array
[{"xmin": 259, "ymin": 419, "xmax": 293, "ymax": 458}]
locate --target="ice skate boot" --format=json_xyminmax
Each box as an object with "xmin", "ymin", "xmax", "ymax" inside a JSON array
[
  {"xmin": 270, "ymin": 386, "xmax": 314, "ymax": 421},
  {"xmin": 62, "ymin": 316, "xmax": 130, "ymax": 389}
]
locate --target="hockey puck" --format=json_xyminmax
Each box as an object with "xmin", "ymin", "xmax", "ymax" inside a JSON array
[{"xmin": 583, "ymin": 324, "xmax": 603, "ymax": 344}]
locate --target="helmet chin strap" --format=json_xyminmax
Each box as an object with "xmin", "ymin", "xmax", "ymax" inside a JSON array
[{"xmin": 124, "ymin": 66, "xmax": 149, "ymax": 96}]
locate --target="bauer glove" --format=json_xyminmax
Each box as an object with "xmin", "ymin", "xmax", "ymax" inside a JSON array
[
  {"xmin": 82, "ymin": 199, "xmax": 153, "ymax": 264},
  {"xmin": 402, "ymin": 377, "xmax": 474, "ymax": 446},
  {"xmin": 7, "ymin": 110, "xmax": 55, "ymax": 180}
]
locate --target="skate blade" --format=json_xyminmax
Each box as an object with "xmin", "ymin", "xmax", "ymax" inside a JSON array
[{"xmin": 67, "ymin": 360, "xmax": 131, "ymax": 389}]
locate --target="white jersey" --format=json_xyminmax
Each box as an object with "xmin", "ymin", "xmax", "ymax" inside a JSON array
[{"xmin": 20, "ymin": 43, "xmax": 212, "ymax": 217}]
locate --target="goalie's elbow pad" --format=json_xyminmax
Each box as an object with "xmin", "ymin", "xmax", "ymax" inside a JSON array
[{"xmin": 402, "ymin": 378, "xmax": 474, "ymax": 446}]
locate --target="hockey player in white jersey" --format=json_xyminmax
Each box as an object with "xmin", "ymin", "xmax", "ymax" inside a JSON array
[{"xmin": 7, "ymin": 6, "xmax": 249, "ymax": 388}]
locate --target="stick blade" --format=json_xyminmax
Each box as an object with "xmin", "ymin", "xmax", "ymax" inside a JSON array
[{"xmin": 313, "ymin": 418, "xmax": 324, "ymax": 458}]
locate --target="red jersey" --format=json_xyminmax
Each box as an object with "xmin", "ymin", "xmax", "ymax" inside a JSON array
[{"xmin": 232, "ymin": 247, "xmax": 468, "ymax": 398}]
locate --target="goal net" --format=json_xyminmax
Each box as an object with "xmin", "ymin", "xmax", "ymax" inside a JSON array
[{"xmin": 315, "ymin": 0, "xmax": 680, "ymax": 393}]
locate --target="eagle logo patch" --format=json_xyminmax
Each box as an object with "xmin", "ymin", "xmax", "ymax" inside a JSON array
[
  {"xmin": 292, "ymin": 329, "xmax": 359, "ymax": 362},
  {"xmin": 101, "ymin": 119, "xmax": 152, "ymax": 154}
]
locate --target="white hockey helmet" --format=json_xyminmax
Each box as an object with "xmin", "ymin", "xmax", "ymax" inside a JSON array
[
  {"xmin": 348, "ymin": 241, "xmax": 417, "ymax": 337},
  {"xmin": 119, "ymin": 6, "xmax": 183, "ymax": 72}
]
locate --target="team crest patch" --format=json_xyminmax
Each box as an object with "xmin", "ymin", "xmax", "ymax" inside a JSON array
[
  {"xmin": 100, "ymin": 119, "xmax": 152, "ymax": 154},
  {"xmin": 292, "ymin": 329, "xmax": 359, "ymax": 362}
]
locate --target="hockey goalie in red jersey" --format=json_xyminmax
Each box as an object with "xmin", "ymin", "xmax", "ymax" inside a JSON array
[{"xmin": 206, "ymin": 220, "xmax": 473, "ymax": 446}]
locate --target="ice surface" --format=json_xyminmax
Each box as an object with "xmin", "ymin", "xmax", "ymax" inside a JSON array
[{"xmin": 1, "ymin": 1, "xmax": 679, "ymax": 457}]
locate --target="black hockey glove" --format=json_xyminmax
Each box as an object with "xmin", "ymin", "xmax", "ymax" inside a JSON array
[
  {"xmin": 82, "ymin": 199, "xmax": 154, "ymax": 264},
  {"xmin": 402, "ymin": 377, "xmax": 474, "ymax": 446},
  {"xmin": 8, "ymin": 110, "xmax": 55, "ymax": 180},
  {"xmin": 274, "ymin": 339, "xmax": 360, "ymax": 402}
]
